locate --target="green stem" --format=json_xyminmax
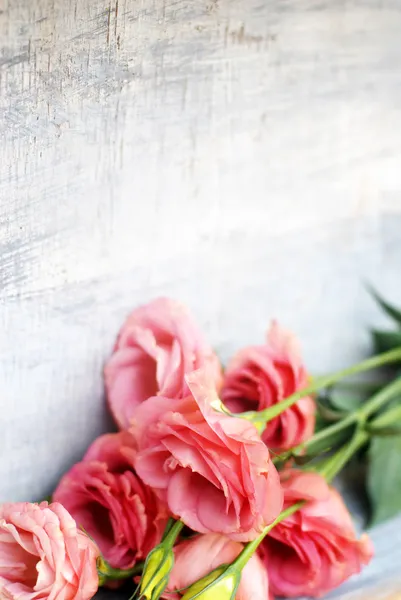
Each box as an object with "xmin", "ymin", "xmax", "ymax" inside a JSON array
[
  {"xmin": 161, "ymin": 517, "xmax": 176, "ymax": 542},
  {"xmin": 274, "ymin": 376, "xmax": 401, "ymax": 465},
  {"xmin": 97, "ymin": 560, "xmax": 144, "ymax": 586},
  {"xmin": 316, "ymin": 429, "xmax": 369, "ymax": 482},
  {"xmin": 335, "ymin": 380, "xmax": 383, "ymax": 394},
  {"xmin": 233, "ymin": 425, "xmax": 373, "ymax": 572},
  {"xmin": 253, "ymin": 348, "xmax": 401, "ymax": 426},
  {"xmin": 224, "ymin": 379, "xmax": 401, "ymax": 584},
  {"xmin": 358, "ymin": 376, "xmax": 401, "ymax": 419},
  {"xmin": 288, "ymin": 412, "xmax": 355, "ymax": 458},
  {"xmin": 368, "ymin": 403, "xmax": 401, "ymax": 431},
  {"xmin": 232, "ymin": 502, "xmax": 304, "ymax": 571},
  {"xmin": 163, "ymin": 520, "xmax": 184, "ymax": 546},
  {"xmin": 227, "ymin": 423, "xmax": 372, "ymax": 574}
]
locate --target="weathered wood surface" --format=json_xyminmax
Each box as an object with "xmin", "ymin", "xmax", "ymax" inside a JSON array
[{"xmin": 1, "ymin": 0, "xmax": 401, "ymax": 597}]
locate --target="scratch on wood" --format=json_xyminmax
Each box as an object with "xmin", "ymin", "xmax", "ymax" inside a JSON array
[
  {"xmin": 206, "ymin": 0, "xmax": 218, "ymax": 14},
  {"xmin": 107, "ymin": 3, "xmax": 112, "ymax": 45},
  {"xmin": 0, "ymin": 53, "xmax": 29, "ymax": 69},
  {"xmin": 28, "ymin": 39, "xmax": 32, "ymax": 90},
  {"xmin": 225, "ymin": 24, "xmax": 264, "ymax": 46},
  {"xmin": 115, "ymin": 0, "xmax": 119, "ymax": 37}
]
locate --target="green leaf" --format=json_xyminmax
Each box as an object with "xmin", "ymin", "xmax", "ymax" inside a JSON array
[
  {"xmin": 368, "ymin": 435, "xmax": 401, "ymax": 525},
  {"xmin": 369, "ymin": 286, "xmax": 401, "ymax": 326},
  {"xmin": 313, "ymin": 412, "xmax": 327, "ymax": 434},
  {"xmin": 328, "ymin": 392, "xmax": 363, "ymax": 413},
  {"xmin": 372, "ymin": 329, "xmax": 401, "ymax": 354},
  {"xmin": 317, "ymin": 390, "xmax": 362, "ymax": 419},
  {"xmin": 335, "ymin": 380, "xmax": 382, "ymax": 395},
  {"xmin": 35, "ymin": 495, "xmax": 52, "ymax": 504},
  {"xmin": 317, "ymin": 399, "xmax": 348, "ymax": 423},
  {"xmin": 367, "ymin": 402, "xmax": 401, "ymax": 436},
  {"xmin": 368, "ymin": 425, "xmax": 401, "ymax": 436},
  {"xmin": 294, "ymin": 425, "xmax": 353, "ymax": 461}
]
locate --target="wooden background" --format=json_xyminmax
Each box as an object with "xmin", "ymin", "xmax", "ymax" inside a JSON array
[{"xmin": 1, "ymin": 0, "xmax": 401, "ymax": 597}]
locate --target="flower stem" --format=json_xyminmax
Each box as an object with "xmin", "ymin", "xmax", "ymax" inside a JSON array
[
  {"xmin": 334, "ymin": 380, "xmax": 383, "ymax": 394},
  {"xmin": 368, "ymin": 403, "xmax": 401, "ymax": 432},
  {"xmin": 232, "ymin": 427, "xmax": 371, "ymax": 573},
  {"xmin": 358, "ymin": 375, "xmax": 401, "ymax": 419},
  {"xmin": 315, "ymin": 428, "xmax": 369, "ymax": 482},
  {"xmin": 97, "ymin": 559, "xmax": 144, "ymax": 586},
  {"xmin": 230, "ymin": 412, "xmax": 380, "ymax": 574},
  {"xmin": 225, "ymin": 378, "xmax": 401, "ymax": 580},
  {"xmin": 251, "ymin": 348, "xmax": 401, "ymax": 426},
  {"xmin": 232, "ymin": 502, "xmax": 304, "ymax": 572},
  {"xmin": 162, "ymin": 520, "xmax": 185, "ymax": 546},
  {"xmin": 275, "ymin": 412, "xmax": 355, "ymax": 463},
  {"xmin": 274, "ymin": 376, "xmax": 401, "ymax": 465}
]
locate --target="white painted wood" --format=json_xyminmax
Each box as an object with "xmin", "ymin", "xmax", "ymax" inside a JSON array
[{"xmin": 1, "ymin": 0, "xmax": 401, "ymax": 597}]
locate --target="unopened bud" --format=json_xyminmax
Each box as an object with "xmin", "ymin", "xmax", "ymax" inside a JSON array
[
  {"xmin": 181, "ymin": 565, "xmax": 239, "ymax": 600},
  {"xmin": 139, "ymin": 545, "xmax": 174, "ymax": 600}
]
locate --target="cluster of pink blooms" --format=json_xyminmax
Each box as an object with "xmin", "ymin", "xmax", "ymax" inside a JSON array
[{"xmin": 0, "ymin": 298, "xmax": 373, "ymax": 600}]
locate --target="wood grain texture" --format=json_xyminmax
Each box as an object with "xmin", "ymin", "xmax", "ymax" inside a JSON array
[{"xmin": 1, "ymin": 0, "xmax": 401, "ymax": 597}]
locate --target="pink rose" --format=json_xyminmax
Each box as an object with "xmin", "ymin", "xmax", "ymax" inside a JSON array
[
  {"xmin": 260, "ymin": 470, "xmax": 373, "ymax": 597},
  {"xmin": 164, "ymin": 533, "xmax": 270, "ymax": 600},
  {"xmin": 132, "ymin": 368, "xmax": 283, "ymax": 541},
  {"xmin": 221, "ymin": 321, "xmax": 315, "ymax": 450},
  {"xmin": 0, "ymin": 501, "xmax": 99, "ymax": 600},
  {"xmin": 53, "ymin": 432, "xmax": 167, "ymax": 571},
  {"xmin": 105, "ymin": 297, "xmax": 222, "ymax": 429}
]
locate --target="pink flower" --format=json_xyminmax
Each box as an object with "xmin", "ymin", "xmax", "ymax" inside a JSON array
[
  {"xmin": 105, "ymin": 297, "xmax": 222, "ymax": 429},
  {"xmin": 0, "ymin": 501, "xmax": 99, "ymax": 600},
  {"xmin": 132, "ymin": 368, "xmax": 283, "ymax": 541},
  {"xmin": 164, "ymin": 533, "xmax": 270, "ymax": 600},
  {"xmin": 53, "ymin": 432, "xmax": 167, "ymax": 571},
  {"xmin": 260, "ymin": 470, "xmax": 373, "ymax": 597},
  {"xmin": 221, "ymin": 321, "xmax": 315, "ymax": 450}
]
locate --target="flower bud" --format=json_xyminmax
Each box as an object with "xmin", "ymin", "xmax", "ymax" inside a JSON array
[
  {"xmin": 181, "ymin": 566, "xmax": 239, "ymax": 600},
  {"xmin": 139, "ymin": 545, "xmax": 174, "ymax": 600}
]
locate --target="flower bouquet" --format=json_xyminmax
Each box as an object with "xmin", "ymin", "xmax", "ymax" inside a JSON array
[{"xmin": 2, "ymin": 294, "xmax": 401, "ymax": 600}]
